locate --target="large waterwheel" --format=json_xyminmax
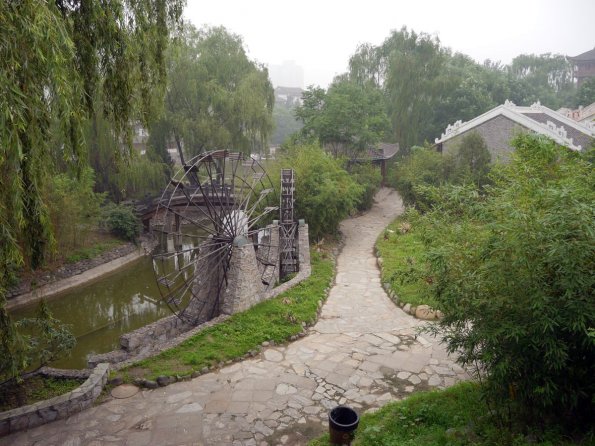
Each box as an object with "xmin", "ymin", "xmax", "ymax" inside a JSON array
[{"xmin": 151, "ymin": 150, "xmax": 279, "ymax": 325}]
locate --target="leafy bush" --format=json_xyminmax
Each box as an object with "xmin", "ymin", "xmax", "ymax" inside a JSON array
[
  {"xmin": 103, "ymin": 205, "xmax": 140, "ymax": 242},
  {"xmin": 422, "ymin": 134, "xmax": 595, "ymax": 427},
  {"xmin": 349, "ymin": 162, "xmax": 382, "ymax": 211},
  {"xmin": 451, "ymin": 131, "xmax": 492, "ymax": 186},
  {"xmin": 392, "ymin": 146, "xmax": 450, "ymax": 207},
  {"xmin": 392, "ymin": 137, "xmax": 492, "ymax": 210},
  {"xmin": 1, "ymin": 299, "xmax": 75, "ymax": 384},
  {"xmin": 272, "ymin": 144, "xmax": 363, "ymax": 240},
  {"xmin": 46, "ymin": 167, "xmax": 105, "ymax": 259}
]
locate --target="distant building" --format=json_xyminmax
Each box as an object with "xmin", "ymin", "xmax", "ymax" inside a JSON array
[
  {"xmin": 326, "ymin": 142, "xmax": 399, "ymax": 185},
  {"xmin": 558, "ymin": 102, "xmax": 595, "ymax": 127},
  {"xmin": 434, "ymin": 101, "xmax": 594, "ymax": 158},
  {"xmin": 274, "ymin": 86, "xmax": 303, "ymax": 107},
  {"xmin": 269, "ymin": 61, "xmax": 304, "ymax": 89},
  {"xmin": 569, "ymin": 47, "xmax": 595, "ymax": 88},
  {"xmin": 132, "ymin": 123, "xmax": 149, "ymax": 155}
]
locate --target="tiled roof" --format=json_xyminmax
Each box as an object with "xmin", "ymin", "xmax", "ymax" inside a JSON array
[
  {"xmin": 522, "ymin": 112, "xmax": 593, "ymax": 149},
  {"xmin": 360, "ymin": 143, "xmax": 399, "ymax": 161},
  {"xmin": 435, "ymin": 101, "xmax": 594, "ymax": 152},
  {"xmin": 569, "ymin": 47, "xmax": 595, "ymax": 62}
]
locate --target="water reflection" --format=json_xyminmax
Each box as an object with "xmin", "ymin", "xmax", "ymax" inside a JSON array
[
  {"xmin": 10, "ymin": 226, "xmax": 215, "ymax": 369},
  {"xmin": 10, "ymin": 256, "xmax": 171, "ymax": 369}
]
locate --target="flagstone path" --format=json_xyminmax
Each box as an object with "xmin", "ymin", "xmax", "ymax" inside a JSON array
[{"xmin": 2, "ymin": 188, "xmax": 468, "ymax": 446}]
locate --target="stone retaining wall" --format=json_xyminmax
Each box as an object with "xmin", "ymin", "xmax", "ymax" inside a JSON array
[
  {"xmin": 0, "ymin": 363, "xmax": 109, "ymax": 437},
  {"xmin": 6, "ymin": 237, "xmax": 156, "ymax": 311},
  {"xmin": 7, "ymin": 244, "xmax": 137, "ymax": 300}
]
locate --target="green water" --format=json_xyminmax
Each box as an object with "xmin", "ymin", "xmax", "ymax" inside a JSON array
[{"xmin": 10, "ymin": 257, "xmax": 172, "ymax": 369}]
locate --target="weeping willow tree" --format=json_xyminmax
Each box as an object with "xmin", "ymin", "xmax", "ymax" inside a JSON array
[
  {"xmin": 153, "ymin": 25, "xmax": 274, "ymax": 162},
  {"xmin": 0, "ymin": 0, "xmax": 183, "ymax": 381}
]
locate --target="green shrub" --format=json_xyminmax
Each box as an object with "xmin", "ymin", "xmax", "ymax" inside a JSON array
[
  {"xmin": 103, "ymin": 205, "xmax": 140, "ymax": 242},
  {"xmin": 12, "ymin": 300, "xmax": 76, "ymax": 379},
  {"xmin": 349, "ymin": 162, "xmax": 382, "ymax": 211},
  {"xmin": 422, "ymin": 134, "xmax": 595, "ymax": 428},
  {"xmin": 392, "ymin": 146, "xmax": 449, "ymax": 207},
  {"xmin": 271, "ymin": 144, "xmax": 363, "ymax": 240},
  {"xmin": 450, "ymin": 131, "xmax": 492, "ymax": 186},
  {"xmin": 46, "ymin": 167, "xmax": 105, "ymax": 258}
]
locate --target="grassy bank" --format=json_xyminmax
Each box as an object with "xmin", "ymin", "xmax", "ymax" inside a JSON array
[
  {"xmin": 309, "ymin": 382, "xmax": 585, "ymax": 446},
  {"xmin": 120, "ymin": 248, "xmax": 335, "ymax": 381},
  {"xmin": 375, "ymin": 216, "xmax": 433, "ymax": 308},
  {"xmin": 0, "ymin": 376, "xmax": 83, "ymax": 412}
]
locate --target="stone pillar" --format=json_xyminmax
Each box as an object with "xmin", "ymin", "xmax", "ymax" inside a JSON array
[
  {"xmin": 220, "ymin": 236, "xmax": 265, "ymax": 315},
  {"xmin": 298, "ymin": 220, "xmax": 310, "ymax": 269}
]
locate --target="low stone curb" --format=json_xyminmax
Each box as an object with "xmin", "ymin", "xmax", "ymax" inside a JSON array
[
  {"xmin": 376, "ymin": 255, "xmax": 443, "ymax": 321},
  {"xmin": 0, "ymin": 363, "xmax": 110, "ymax": 437}
]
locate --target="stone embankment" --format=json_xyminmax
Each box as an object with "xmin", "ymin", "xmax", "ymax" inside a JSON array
[
  {"xmin": 0, "ymin": 363, "xmax": 109, "ymax": 437},
  {"xmin": 6, "ymin": 237, "xmax": 155, "ymax": 310}
]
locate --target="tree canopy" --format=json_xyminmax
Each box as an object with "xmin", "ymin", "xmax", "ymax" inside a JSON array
[
  {"xmin": 151, "ymin": 25, "xmax": 274, "ymax": 161},
  {"xmin": 295, "ymin": 79, "xmax": 390, "ymax": 157},
  {"xmin": 346, "ymin": 27, "xmax": 581, "ymax": 150}
]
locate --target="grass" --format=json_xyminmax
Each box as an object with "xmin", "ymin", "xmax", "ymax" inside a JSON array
[
  {"xmin": 375, "ymin": 216, "xmax": 434, "ymax": 308},
  {"xmin": 65, "ymin": 240, "xmax": 122, "ymax": 264},
  {"xmin": 309, "ymin": 382, "xmax": 588, "ymax": 446},
  {"xmin": 0, "ymin": 376, "xmax": 83, "ymax": 412},
  {"xmin": 119, "ymin": 248, "xmax": 335, "ymax": 381}
]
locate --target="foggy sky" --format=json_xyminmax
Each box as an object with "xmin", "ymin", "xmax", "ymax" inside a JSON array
[{"xmin": 184, "ymin": 0, "xmax": 595, "ymax": 88}]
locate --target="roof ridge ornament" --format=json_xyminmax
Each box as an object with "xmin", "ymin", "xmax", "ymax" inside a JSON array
[
  {"xmin": 504, "ymin": 99, "xmax": 516, "ymax": 108},
  {"xmin": 530, "ymin": 100, "xmax": 544, "ymax": 111},
  {"xmin": 436, "ymin": 119, "xmax": 464, "ymax": 142},
  {"xmin": 542, "ymin": 120, "xmax": 582, "ymax": 150}
]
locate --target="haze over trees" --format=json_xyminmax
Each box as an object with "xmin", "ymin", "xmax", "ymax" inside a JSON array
[
  {"xmin": 150, "ymin": 25, "xmax": 274, "ymax": 163},
  {"xmin": 341, "ymin": 27, "xmax": 585, "ymax": 151},
  {"xmin": 295, "ymin": 79, "xmax": 390, "ymax": 157}
]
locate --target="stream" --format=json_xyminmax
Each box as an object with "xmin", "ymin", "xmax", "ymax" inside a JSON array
[{"xmin": 9, "ymin": 229, "xmax": 206, "ymax": 370}]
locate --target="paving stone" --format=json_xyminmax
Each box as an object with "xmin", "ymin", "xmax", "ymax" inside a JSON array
[{"xmin": 263, "ymin": 349, "xmax": 284, "ymax": 362}]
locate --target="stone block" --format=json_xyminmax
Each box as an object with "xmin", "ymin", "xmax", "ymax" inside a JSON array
[{"xmin": 415, "ymin": 305, "xmax": 438, "ymax": 320}]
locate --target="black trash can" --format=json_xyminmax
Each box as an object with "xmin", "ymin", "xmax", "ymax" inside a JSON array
[{"xmin": 329, "ymin": 406, "xmax": 359, "ymax": 445}]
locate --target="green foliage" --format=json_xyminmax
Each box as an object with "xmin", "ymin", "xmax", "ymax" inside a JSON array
[
  {"xmin": 451, "ymin": 132, "xmax": 492, "ymax": 186},
  {"xmin": 272, "ymin": 145, "xmax": 364, "ymax": 240},
  {"xmin": 349, "ymin": 162, "xmax": 382, "ymax": 212},
  {"xmin": 89, "ymin": 115, "xmax": 170, "ymax": 202},
  {"xmin": 295, "ymin": 80, "xmax": 390, "ymax": 157},
  {"xmin": 421, "ymin": 134, "xmax": 595, "ymax": 427},
  {"xmin": 103, "ymin": 205, "xmax": 140, "ymax": 243},
  {"xmin": 121, "ymin": 251, "xmax": 334, "ymax": 380},
  {"xmin": 376, "ymin": 214, "xmax": 433, "ymax": 307},
  {"xmin": 46, "ymin": 167, "xmax": 105, "ymax": 259},
  {"xmin": 65, "ymin": 242, "xmax": 121, "ymax": 264},
  {"xmin": 13, "ymin": 300, "xmax": 76, "ymax": 378},
  {"xmin": 309, "ymin": 382, "xmax": 587, "ymax": 446},
  {"xmin": 576, "ymin": 77, "xmax": 595, "ymax": 107},
  {"xmin": 155, "ymin": 25, "xmax": 274, "ymax": 161},
  {"xmin": 0, "ymin": 0, "xmax": 182, "ymax": 382},
  {"xmin": 392, "ymin": 146, "xmax": 449, "ymax": 208},
  {"xmin": 0, "ymin": 375, "xmax": 82, "ymax": 412},
  {"xmin": 348, "ymin": 29, "xmax": 579, "ymax": 149},
  {"xmin": 509, "ymin": 53, "xmax": 575, "ymax": 108}
]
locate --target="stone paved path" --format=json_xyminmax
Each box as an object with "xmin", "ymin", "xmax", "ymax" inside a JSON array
[{"xmin": 3, "ymin": 188, "xmax": 468, "ymax": 446}]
